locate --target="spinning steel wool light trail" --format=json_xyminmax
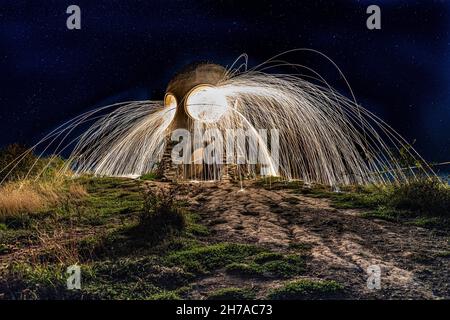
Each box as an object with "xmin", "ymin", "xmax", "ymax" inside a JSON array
[{"xmin": 0, "ymin": 50, "xmax": 437, "ymax": 186}]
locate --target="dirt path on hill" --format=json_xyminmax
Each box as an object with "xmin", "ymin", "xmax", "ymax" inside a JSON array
[{"xmin": 181, "ymin": 181, "xmax": 449, "ymax": 299}]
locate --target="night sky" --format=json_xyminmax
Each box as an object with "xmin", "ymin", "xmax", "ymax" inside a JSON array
[{"xmin": 0, "ymin": 0, "xmax": 449, "ymax": 163}]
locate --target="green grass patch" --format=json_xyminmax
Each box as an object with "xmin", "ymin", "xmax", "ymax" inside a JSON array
[
  {"xmin": 225, "ymin": 253, "xmax": 305, "ymax": 278},
  {"xmin": 407, "ymin": 216, "xmax": 447, "ymax": 229},
  {"xmin": 185, "ymin": 213, "xmax": 210, "ymax": 236},
  {"xmin": 140, "ymin": 172, "xmax": 161, "ymax": 181},
  {"xmin": 436, "ymin": 251, "xmax": 450, "ymax": 258},
  {"xmin": 147, "ymin": 291, "xmax": 181, "ymax": 300},
  {"xmin": 292, "ymin": 179, "xmax": 450, "ymax": 228},
  {"xmin": 186, "ymin": 222, "xmax": 210, "ymax": 236},
  {"xmin": 267, "ymin": 279, "xmax": 344, "ymax": 300},
  {"xmin": 255, "ymin": 177, "xmax": 304, "ymax": 190},
  {"xmin": 207, "ymin": 287, "xmax": 256, "ymax": 300},
  {"xmin": 0, "ymin": 253, "xmax": 196, "ymax": 299},
  {"xmin": 166, "ymin": 243, "xmax": 265, "ymax": 274},
  {"xmin": 0, "ymin": 263, "xmax": 86, "ymax": 299},
  {"xmin": 360, "ymin": 208, "xmax": 400, "ymax": 222},
  {"xmin": 252, "ymin": 252, "xmax": 284, "ymax": 263}
]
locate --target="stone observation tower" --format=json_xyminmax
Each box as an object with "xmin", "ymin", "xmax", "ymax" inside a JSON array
[{"xmin": 158, "ymin": 62, "xmax": 232, "ymax": 181}]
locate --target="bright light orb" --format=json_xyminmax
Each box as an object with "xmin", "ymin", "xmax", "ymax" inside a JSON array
[
  {"xmin": 164, "ymin": 93, "xmax": 177, "ymax": 109},
  {"xmin": 186, "ymin": 85, "xmax": 228, "ymax": 123}
]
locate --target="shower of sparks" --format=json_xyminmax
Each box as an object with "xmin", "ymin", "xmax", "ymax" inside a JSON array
[{"xmin": 0, "ymin": 50, "xmax": 438, "ymax": 186}]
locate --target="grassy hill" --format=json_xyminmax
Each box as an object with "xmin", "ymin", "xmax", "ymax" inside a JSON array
[{"xmin": 0, "ymin": 173, "xmax": 449, "ymax": 299}]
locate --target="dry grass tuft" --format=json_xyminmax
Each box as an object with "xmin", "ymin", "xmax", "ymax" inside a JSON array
[
  {"xmin": 68, "ymin": 183, "xmax": 88, "ymax": 199},
  {"xmin": 0, "ymin": 179, "xmax": 87, "ymax": 222},
  {"xmin": 0, "ymin": 183, "xmax": 46, "ymax": 219},
  {"xmin": 33, "ymin": 228, "xmax": 81, "ymax": 265}
]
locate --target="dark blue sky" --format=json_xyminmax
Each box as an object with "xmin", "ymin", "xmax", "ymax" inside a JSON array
[{"xmin": 0, "ymin": 0, "xmax": 449, "ymax": 163}]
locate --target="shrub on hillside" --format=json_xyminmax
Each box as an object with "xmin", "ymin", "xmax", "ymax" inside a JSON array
[
  {"xmin": 0, "ymin": 144, "xmax": 66, "ymax": 182},
  {"xmin": 389, "ymin": 178, "xmax": 450, "ymax": 217},
  {"xmin": 138, "ymin": 187, "xmax": 186, "ymax": 242}
]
